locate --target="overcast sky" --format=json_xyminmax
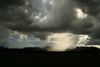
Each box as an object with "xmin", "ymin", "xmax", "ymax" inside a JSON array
[{"xmin": 0, "ymin": 0, "xmax": 100, "ymax": 51}]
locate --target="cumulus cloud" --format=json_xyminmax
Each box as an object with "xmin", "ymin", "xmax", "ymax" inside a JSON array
[
  {"xmin": 45, "ymin": 33, "xmax": 80, "ymax": 51},
  {"xmin": 46, "ymin": 33, "xmax": 90, "ymax": 51},
  {"xmin": 9, "ymin": 31, "xmax": 28, "ymax": 41}
]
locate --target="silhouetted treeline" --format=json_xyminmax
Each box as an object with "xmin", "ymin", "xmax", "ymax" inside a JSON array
[
  {"xmin": 0, "ymin": 46, "xmax": 47, "ymax": 53},
  {"xmin": 0, "ymin": 46, "xmax": 100, "ymax": 53}
]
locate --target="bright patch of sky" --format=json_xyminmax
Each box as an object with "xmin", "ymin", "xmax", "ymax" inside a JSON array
[
  {"xmin": 8, "ymin": 32, "xmax": 52, "ymax": 48},
  {"xmin": 45, "ymin": 33, "xmax": 90, "ymax": 51},
  {"xmin": 34, "ymin": 0, "xmax": 52, "ymax": 19}
]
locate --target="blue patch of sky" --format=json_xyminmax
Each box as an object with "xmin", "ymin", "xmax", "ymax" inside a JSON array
[
  {"xmin": 34, "ymin": 0, "xmax": 52, "ymax": 18},
  {"xmin": 8, "ymin": 34, "xmax": 52, "ymax": 48}
]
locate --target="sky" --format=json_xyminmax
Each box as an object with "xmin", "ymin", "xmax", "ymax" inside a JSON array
[{"xmin": 0, "ymin": 0, "xmax": 100, "ymax": 51}]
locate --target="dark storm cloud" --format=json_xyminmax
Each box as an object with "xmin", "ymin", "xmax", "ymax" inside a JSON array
[
  {"xmin": 0, "ymin": 0, "xmax": 25, "ymax": 8},
  {"xmin": 0, "ymin": 0, "xmax": 100, "ymax": 42},
  {"xmin": 0, "ymin": 0, "xmax": 92, "ymax": 32},
  {"xmin": 86, "ymin": 38, "xmax": 100, "ymax": 45},
  {"xmin": 89, "ymin": 27, "xmax": 100, "ymax": 39},
  {"xmin": 74, "ymin": 0, "xmax": 100, "ymax": 38},
  {"xmin": 0, "ymin": 0, "xmax": 39, "ymax": 29},
  {"xmin": 36, "ymin": 0, "xmax": 93, "ymax": 34},
  {"xmin": 32, "ymin": 32, "xmax": 52, "ymax": 41}
]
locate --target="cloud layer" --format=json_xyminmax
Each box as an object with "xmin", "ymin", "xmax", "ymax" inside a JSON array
[
  {"xmin": 1, "ymin": 0, "xmax": 100, "ymax": 49},
  {"xmin": 0, "ymin": 0, "xmax": 93, "ymax": 36}
]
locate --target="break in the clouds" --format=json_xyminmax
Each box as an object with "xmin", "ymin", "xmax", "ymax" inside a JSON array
[{"xmin": 1, "ymin": 0, "xmax": 100, "ymax": 50}]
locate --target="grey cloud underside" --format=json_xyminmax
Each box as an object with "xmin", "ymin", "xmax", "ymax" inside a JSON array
[
  {"xmin": 0, "ymin": 0, "xmax": 100, "ymax": 41},
  {"xmin": 0, "ymin": 25, "xmax": 9, "ymax": 47},
  {"xmin": 0, "ymin": 0, "xmax": 39, "ymax": 27}
]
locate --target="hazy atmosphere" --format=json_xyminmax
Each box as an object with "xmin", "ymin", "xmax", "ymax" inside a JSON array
[{"xmin": 0, "ymin": 0, "xmax": 100, "ymax": 51}]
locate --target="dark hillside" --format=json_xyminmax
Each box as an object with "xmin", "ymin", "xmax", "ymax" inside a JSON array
[{"xmin": 0, "ymin": 46, "xmax": 100, "ymax": 67}]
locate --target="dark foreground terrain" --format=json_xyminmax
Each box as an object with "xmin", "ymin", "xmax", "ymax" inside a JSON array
[{"xmin": 0, "ymin": 47, "xmax": 100, "ymax": 67}]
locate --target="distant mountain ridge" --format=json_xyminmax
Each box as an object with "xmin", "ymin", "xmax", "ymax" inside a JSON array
[{"xmin": 67, "ymin": 46, "xmax": 100, "ymax": 52}]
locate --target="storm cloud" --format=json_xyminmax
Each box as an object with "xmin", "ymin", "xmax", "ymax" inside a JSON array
[
  {"xmin": 0, "ymin": 0, "xmax": 100, "ymax": 45},
  {"xmin": 0, "ymin": 0, "xmax": 39, "ymax": 31}
]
